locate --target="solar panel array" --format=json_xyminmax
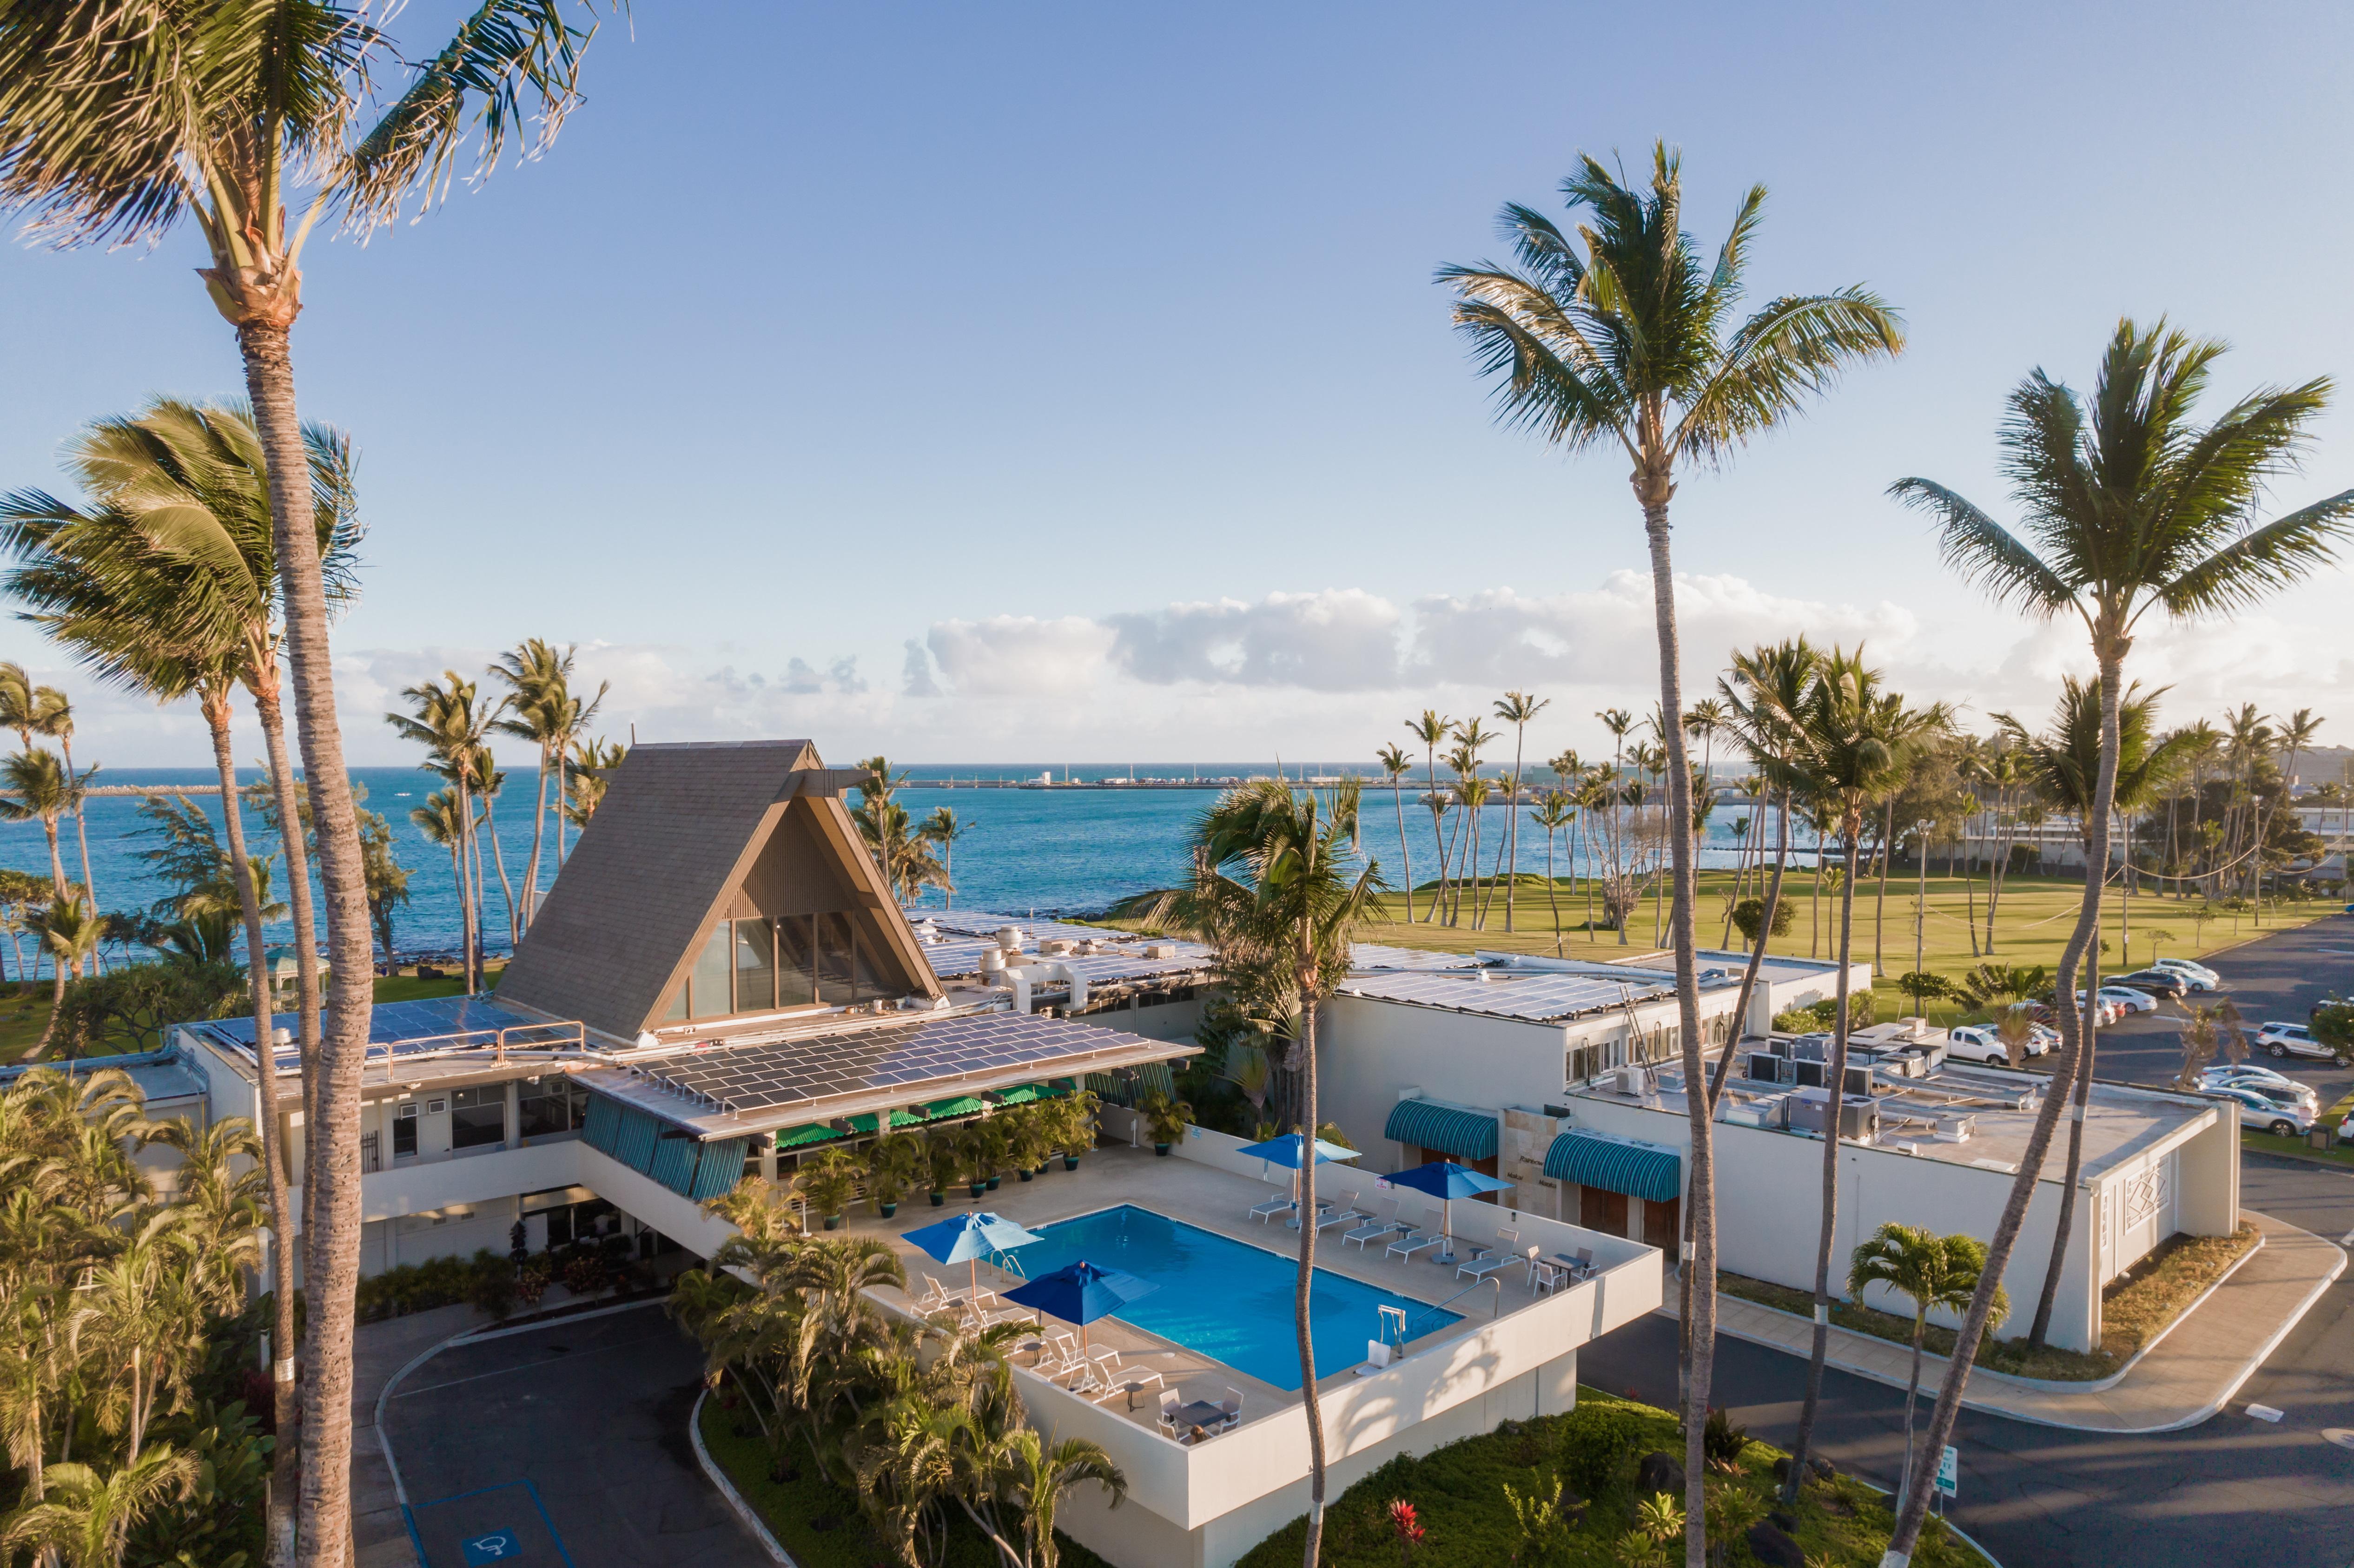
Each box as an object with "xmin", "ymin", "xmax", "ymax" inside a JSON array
[
  {"xmin": 629, "ymin": 1011, "xmax": 1169, "ymax": 1115},
  {"xmin": 912, "ymin": 929, "xmax": 1215, "ymax": 985},
  {"xmin": 1336, "ymin": 968, "xmax": 1674, "ymax": 1021},
  {"xmin": 1346, "ymin": 942, "xmax": 1484, "ymax": 972},
  {"xmin": 915, "ymin": 911, "xmax": 1131, "ymax": 943},
  {"xmin": 196, "ymin": 995, "xmax": 564, "ymax": 1073}
]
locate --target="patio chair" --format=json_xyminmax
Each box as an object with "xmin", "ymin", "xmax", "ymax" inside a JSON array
[
  {"xmin": 1100, "ymin": 1369, "xmax": 1165, "ymax": 1408},
  {"xmin": 1526, "ymin": 1247, "xmax": 1566, "ymax": 1295},
  {"xmin": 1026, "ymin": 1329, "xmax": 1080, "ymax": 1373},
  {"xmin": 1063, "ymin": 1359, "xmax": 1110, "ymax": 1397},
  {"xmin": 1458, "ymin": 1228, "xmax": 1519, "ymax": 1281},
  {"xmin": 1286, "ymin": 1196, "xmax": 1337, "ymax": 1231},
  {"xmin": 1215, "ymin": 1386, "xmax": 1243, "ymax": 1432},
  {"xmin": 1311, "ymin": 1202, "xmax": 1361, "ymax": 1234},
  {"xmin": 1342, "ymin": 1199, "xmax": 1402, "ymax": 1250},
  {"xmin": 1249, "ymin": 1192, "xmax": 1295, "ymax": 1223},
  {"xmin": 1385, "ymin": 1224, "xmax": 1441, "ymax": 1262},
  {"xmin": 1154, "ymin": 1389, "xmax": 1184, "ymax": 1437}
]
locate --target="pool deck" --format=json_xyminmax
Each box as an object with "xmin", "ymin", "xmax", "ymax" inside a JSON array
[{"xmin": 848, "ymin": 1142, "xmax": 1555, "ymax": 1436}]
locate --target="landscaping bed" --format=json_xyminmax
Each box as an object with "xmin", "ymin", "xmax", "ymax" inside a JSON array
[
  {"xmin": 696, "ymin": 1394, "xmax": 1111, "ymax": 1568},
  {"xmin": 1237, "ymin": 1390, "xmax": 1987, "ymax": 1568},
  {"xmin": 2241, "ymin": 1128, "xmax": 2354, "ymax": 1169},
  {"xmin": 1717, "ymin": 1221, "xmax": 2259, "ymax": 1382}
]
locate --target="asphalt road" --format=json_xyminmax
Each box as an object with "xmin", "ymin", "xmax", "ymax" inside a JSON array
[
  {"xmin": 381, "ymin": 1305, "xmax": 768, "ymax": 1568},
  {"xmin": 1581, "ymin": 916, "xmax": 2354, "ymax": 1568}
]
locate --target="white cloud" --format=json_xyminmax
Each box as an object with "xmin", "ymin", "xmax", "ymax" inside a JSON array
[
  {"xmin": 901, "ymin": 639, "xmax": 942, "ymax": 698},
  {"xmin": 1106, "ymin": 589, "xmax": 1404, "ymax": 690},
  {"xmin": 926, "ymin": 615, "xmax": 1117, "ymax": 697}
]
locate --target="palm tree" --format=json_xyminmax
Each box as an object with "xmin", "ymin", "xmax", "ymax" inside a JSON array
[
  {"xmin": 1405, "ymin": 713, "xmax": 1449, "ymax": 922},
  {"xmin": 1530, "ymin": 790, "xmax": 1575, "ymax": 955},
  {"xmin": 1374, "ymin": 744, "xmax": 1415, "ymax": 922},
  {"xmin": 25, "ymin": 896, "xmax": 105, "ymax": 1062},
  {"xmin": 565, "ymin": 738, "xmax": 626, "ymax": 831},
  {"xmin": 0, "ymin": 16, "xmax": 620, "ymax": 1548},
  {"xmin": 965, "ymin": 1430, "xmax": 1126, "ymax": 1568},
  {"xmin": 856, "ymin": 758, "xmax": 912, "ymax": 906},
  {"xmin": 2250, "ymin": 707, "xmax": 2322, "ymax": 919},
  {"xmin": 1995, "ymin": 677, "xmax": 2194, "ymax": 1345},
  {"xmin": 2, "ymin": 1447, "xmax": 199, "ymax": 1568},
  {"xmin": 920, "ymin": 807, "xmax": 969, "ymax": 909},
  {"xmin": 1772, "ymin": 651, "xmax": 1946, "ymax": 1498},
  {"xmin": 410, "ymin": 792, "xmax": 473, "ymax": 968},
  {"xmin": 1882, "ymin": 319, "xmax": 2354, "ymax": 1558},
  {"xmin": 1157, "ymin": 783, "xmax": 1382, "ymax": 1568},
  {"xmin": 14, "ymin": 692, "xmax": 101, "ymax": 951},
  {"xmin": 489, "ymin": 640, "xmax": 605, "ymax": 929},
  {"xmin": 388, "ymin": 675, "xmax": 505, "ymax": 990},
  {"xmin": 1847, "ymin": 1224, "xmax": 2005, "ymax": 1511},
  {"xmin": 0, "ymin": 751, "xmax": 76, "ymax": 906},
  {"xmin": 1488, "ymin": 691, "xmax": 1549, "ymax": 930},
  {"xmin": 1443, "ymin": 153, "xmax": 1902, "ymax": 1559}
]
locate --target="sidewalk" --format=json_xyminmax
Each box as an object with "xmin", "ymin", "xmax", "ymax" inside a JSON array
[
  {"xmin": 353, "ymin": 1303, "xmax": 481, "ymax": 1568},
  {"xmin": 1670, "ymin": 1209, "xmax": 2345, "ymax": 1432}
]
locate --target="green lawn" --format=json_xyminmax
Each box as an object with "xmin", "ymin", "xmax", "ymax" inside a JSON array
[{"xmin": 1237, "ymin": 1388, "xmax": 1987, "ymax": 1568}]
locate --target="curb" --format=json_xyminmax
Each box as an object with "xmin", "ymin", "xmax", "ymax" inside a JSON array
[
  {"xmin": 1964, "ymin": 1231, "xmax": 2264, "ymax": 1395},
  {"xmin": 689, "ymin": 1388, "xmax": 797, "ymax": 1566}
]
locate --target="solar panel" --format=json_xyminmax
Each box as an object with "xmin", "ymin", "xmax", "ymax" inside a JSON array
[
  {"xmin": 1346, "ymin": 942, "xmax": 1485, "ymax": 971},
  {"xmin": 625, "ymin": 1011, "xmax": 1176, "ymax": 1116},
  {"xmin": 194, "ymin": 995, "xmax": 562, "ymax": 1074},
  {"xmin": 916, "ymin": 911, "xmax": 1131, "ymax": 942},
  {"xmin": 1336, "ymin": 968, "xmax": 1674, "ymax": 1021}
]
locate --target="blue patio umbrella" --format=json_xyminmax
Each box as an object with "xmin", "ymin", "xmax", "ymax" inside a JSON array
[
  {"xmin": 1005, "ymin": 1260, "xmax": 1159, "ymax": 1361},
  {"xmin": 1384, "ymin": 1160, "xmax": 1515, "ymax": 1264},
  {"xmin": 903, "ymin": 1211, "xmax": 1043, "ymax": 1301},
  {"xmin": 1237, "ymin": 1132, "xmax": 1362, "ymax": 1219}
]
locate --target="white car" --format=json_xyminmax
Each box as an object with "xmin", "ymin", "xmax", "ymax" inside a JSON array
[
  {"xmin": 2255, "ymin": 1021, "xmax": 2334, "ymax": 1061},
  {"xmin": 2202, "ymin": 1062, "xmax": 2305, "ymax": 1093},
  {"xmin": 2213, "ymin": 1085, "xmax": 2316, "ymax": 1138},
  {"xmin": 2150, "ymin": 958, "xmax": 2223, "ymax": 991},
  {"xmin": 1945, "ymin": 1025, "xmax": 2049, "ymax": 1065},
  {"xmin": 2096, "ymin": 985, "xmax": 2160, "ymax": 1015},
  {"xmin": 2203, "ymin": 1067, "xmax": 2320, "ymax": 1110},
  {"xmin": 2074, "ymin": 991, "xmax": 2125, "ymax": 1026}
]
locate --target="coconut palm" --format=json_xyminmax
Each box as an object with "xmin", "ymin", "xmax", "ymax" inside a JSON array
[
  {"xmin": 489, "ymin": 640, "xmax": 605, "ymax": 927},
  {"xmin": 1443, "ymin": 153, "xmax": 1903, "ymax": 1557},
  {"xmin": 1405, "ymin": 713, "xmax": 1449, "ymax": 922},
  {"xmin": 963, "ymin": 1429, "xmax": 1126, "ymax": 1568},
  {"xmin": 409, "ymin": 792, "xmax": 474, "ymax": 971},
  {"xmin": 2251, "ymin": 708, "xmax": 2323, "ymax": 917},
  {"xmin": 1374, "ymin": 744, "xmax": 1415, "ymax": 921},
  {"xmin": 1881, "ymin": 320, "xmax": 2354, "ymax": 1557},
  {"xmin": 1153, "ymin": 782, "xmax": 1383, "ymax": 1568},
  {"xmin": 0, "ymin": 751, "xmax": 75, "ymax": 906},
  {"xmin": 1994, "ymin": 677, "xmax": 2195, "ymax": 1345},
  {"xmin": 0, "ymin": 13, "xmax": 622, "ymax": 1543},
  {"xmin": 18, "ymin": 692, "xmax": 99, "ymax": 942},
  {"xmin": 1529, "ymin": 790, "xmax": 1575, "ymax": 955},
  {"xmin": 2, "ymin": 1447, "xmax": 198, "ymax": 1568},
  {"xmin": 564, "ymin": 738, "xmax": 626, "ymax": 832},
  {"xmin": 1847, "ymin": 1224, "xmax": 2004, "ymax": 1509},
  {"xmin": 1488, "ymin": 691, "xmax": 1549, "ymax": 930},
  {"xmin": 388, "ymin": 675, "xmax": 505, "ymax": 989},
  {"xmin": 920, "ymin": 808, "xmax": 969, "ymax": 909},
  {"xmin": 25, "ymin": 896, "xmax": 106, "ymax": 1063}
]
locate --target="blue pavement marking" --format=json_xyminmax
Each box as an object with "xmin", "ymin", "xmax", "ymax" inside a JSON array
[{"xmin": 407, "ymin": 1481, "xmax": 575, "ymax": 1568}]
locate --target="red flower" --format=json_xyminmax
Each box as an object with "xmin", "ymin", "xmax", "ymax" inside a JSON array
[{"xmin": 1388, "ymin": 1498, "xmax": 1424, "ymax": 1559}]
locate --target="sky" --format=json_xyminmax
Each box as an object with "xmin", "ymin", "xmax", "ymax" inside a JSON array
[{"xmin": 5, "ymin": 0, "xmax": 2354, "ymax": 771}]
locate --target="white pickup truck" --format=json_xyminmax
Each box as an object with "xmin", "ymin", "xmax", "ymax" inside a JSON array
[{"xmin": 1944, "ymin": 1023, "xmax": 2053, "ymax": 1066}]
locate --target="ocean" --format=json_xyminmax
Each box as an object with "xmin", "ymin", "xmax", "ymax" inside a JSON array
[{"xmin": 3, "ymin": 763, "xmax": 1798, "ymax": 974}]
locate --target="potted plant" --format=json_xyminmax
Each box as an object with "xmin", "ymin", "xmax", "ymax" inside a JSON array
[
  {"xmin": 1000, "ymin": 1106, "xmax": 1045, "ymax": 1181},
  {"xmin": 1137, "ymin": 1089, "xmax": 1193, "ymax": 1156},
  {"xmin": 1059, "ymin": 1089, "xmax": 1099, "ymax": 1169},
  {"xmin": 867, "ymin": 1129, "xmax": 920, "ymax": 1219},
  {"xmin": 921, "ymin": 1127, "xmax": 958, "ymax": 1206},
  {"xmin": 954, "ymin": 1123, "xmax": 992, "ymax": 1200},
  {"xmin": 800, "ymin": 1146, "xmax": 861, "ymax": 1231},
  {"xmin": 975, "ymin": 1116, "xmax": 1010, "ymax": 1190}
]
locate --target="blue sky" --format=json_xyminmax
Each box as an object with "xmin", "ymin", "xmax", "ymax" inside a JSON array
[{"xmin": 5, "ymin": 1, "xmax": 2354, "ymax": 769}]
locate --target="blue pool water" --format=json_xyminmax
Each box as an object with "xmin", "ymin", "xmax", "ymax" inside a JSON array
[{"xmin": 1017, "ymin": 1204, "xmax": 1459, "ymax": 1391}]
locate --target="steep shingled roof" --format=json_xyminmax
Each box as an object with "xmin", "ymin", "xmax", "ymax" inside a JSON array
[{"xmin": 496, "ymin": 740, "xmax": 926, "ymax": 1042}]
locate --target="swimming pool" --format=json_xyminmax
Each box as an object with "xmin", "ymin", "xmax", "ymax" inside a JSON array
[{"xmin": 1016, "ymin": 1205, "xmax": 1461, "ymax": 1391}]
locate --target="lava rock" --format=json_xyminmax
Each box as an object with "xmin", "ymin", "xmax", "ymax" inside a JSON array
[
  {"xmin": 1636, "ymin": 1451, "xmax": 1686, "ymax": 1496},
  {"xmin": 1810, "ymin": 1454, "xmax": 1838, "ymax": 1480},
  {"xmin": 1768, "ymin": 1509, "xmax": 1799, "ymax": 1532},
  {"xmin": 1747, "ymin": 1522, "xmax": 1805, "ymax": 1568}
]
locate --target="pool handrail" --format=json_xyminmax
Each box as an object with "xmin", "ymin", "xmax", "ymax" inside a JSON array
[{"xmin": 1405, "ymin": 1274, "xmax": 1501, "ymax": 1339}]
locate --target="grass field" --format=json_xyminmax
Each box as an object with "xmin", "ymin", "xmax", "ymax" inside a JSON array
[{"xmin": 1333, "ymin": 868, "xmax": 2338, "ymax": 1027}]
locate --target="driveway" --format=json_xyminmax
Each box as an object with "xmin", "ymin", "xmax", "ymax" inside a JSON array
[{"xmin": 380, "ymin": 1304, "xmax": 769, "ymax": 1568}]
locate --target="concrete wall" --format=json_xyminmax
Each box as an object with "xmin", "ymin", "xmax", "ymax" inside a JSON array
[{"xmin": 1315, "ymin": 997, "xmax": 1564, "ymax": 1171}]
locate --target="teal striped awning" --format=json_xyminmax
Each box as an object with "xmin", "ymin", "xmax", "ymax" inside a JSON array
[
  {"xmin": 1383, "ymin": 1099, "xmax": 1499, "ymax": 1162},
  {"xmin": 1543, "ymin": 1129, "xmax": 1681, "ymax": 1203}
]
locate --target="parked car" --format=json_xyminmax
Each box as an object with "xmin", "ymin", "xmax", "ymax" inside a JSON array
[
  {"xmin": 2202, "ymin": 1062, "xmax": 2306, "ymax": 1093},
  {"xmin": 2256, "ymin": 1021, "xmax": 2335, "ymax": 1061},
  {"xmin": 2213, "ymin": 1085, "xmax": 2315, "ymax": 1138},
  {"xmin": 2111, "ymin": 968, "xmax": 2190, "ymax": 999},
  {"xmin": 2150, "ymin": 958, "xmax": 2223, "ymax": 991},
  {"xmin": 2203, "ymin": 1068, "xmax": 2321, "ymax": 1110},
  {"xmin": 1944, "ymin": 1024, "xmax": 2050, "ymax": 1065},
  {"xmin": 2096, "ymin": 985, "xmax": 2160, "ymax": 1015}
]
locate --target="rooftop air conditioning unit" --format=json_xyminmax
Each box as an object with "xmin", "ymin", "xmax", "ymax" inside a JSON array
[
  {"xmin": 1613, "ymin": 1066, "xmax": 1650, "ymax": 1097},
  {"xmin": 1934, "ymin": 1114, "xmax": 1976, "ymax": 1142},
  {"xmin": 1143, "ymin": 943, "xmax": 1177, "ymax": 959},
  {"xmin": 1721, "ymin": 1096, "xmax": 1785, "ymax": 1129},
  {"xmin": 1746, "ymin": 1052, "xmax": 1796, "ymax": 1086}
]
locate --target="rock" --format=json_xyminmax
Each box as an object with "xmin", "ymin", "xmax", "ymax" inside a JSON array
[
  {"xmin": 1809, "ymin": 1454, "xmax": 1838, "ymax": 1480},
  {"xmin": 1636, "ymin": 1451, "xmax": 1686, "ymax": 1496},
  {"xmin": 1747, "ymin": 1522, "xmax": 1805, "ymax": 1568},
  {"xmin": 1768, "ymin": 1509, "xmax": 1799, "ymax": 1532},
  {"xmin": 1770, "ymin": 1456, "xmax": 1790, "ymax": 1483}
]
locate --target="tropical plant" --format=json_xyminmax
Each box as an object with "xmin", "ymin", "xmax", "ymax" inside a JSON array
[
  {"xmin": 388, "ymin": 674, "xmax": 508, "ymax": 986},
  {"xmin": 489, "ymin": 639, "xmax": 605, "ymax": 931},
  {"xmin": 798, "ymin": 1147, "xmax": 863, "ymax": 1228},
  {"xmin": 1529, "ymin": 790, "xmax": 1576, "ymax": 955},
  {"xmin": 1882, "ymin": 318, "xmax": 2354, "ymax": 1558},
  {"xmin": 1489, "ymin": 690, "xmax": 1550, "ymax": 930},
  {"xmin": 26, "ymin": 895, "xmax": 106, "ymax": 1061},
  {"xmin": 866, "ymin": 1130, "xmax": 922, "ymax": 1213},
  {"xmin": 1406, "ymin": 712, "xmax": 1450, "ymax": 923},
  {"xmin": 1846, "ymin": 1223, "xmax": 2004, "ymax": 1508},
  {"xmin": 564, "ymin": 738, "xmax": 627, "ymax": 831},
  {"xmin": 1135, "ymin": 1089, "xmax": 1193, "ymax": 1149},
  {"xmin": 919, "ymin": 807, "xmax": 968, "ymax": 909},
  {"xmin": 1144, "ymin": 779, "xmax": 1384, "ymax": 1566}
]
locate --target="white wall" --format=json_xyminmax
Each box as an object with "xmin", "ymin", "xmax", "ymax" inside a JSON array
[{"xmin": 1315, "ymin": 996, "xmax": 1564, "ymax": 1169}]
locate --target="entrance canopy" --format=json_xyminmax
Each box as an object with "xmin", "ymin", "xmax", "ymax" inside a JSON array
[
  {"xmin": 1543, "ymin": 1128, "xmax": 1681, "ymax": 1203},
  {"xmin": 1384, "ymin": 1099, "xmax": 1499, "ymax": 1161}
]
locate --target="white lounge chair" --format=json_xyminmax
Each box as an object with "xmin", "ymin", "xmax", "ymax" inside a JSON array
[
  {"xmin": 1458, "ymin": 1228, "xmax": 1519, "ymax": 1281},
  {"xmin": 1386, "ymin": 1225, "xmax": 1441, "ymax": 1261},
  {"xmin": 1311, "ymin": 1202, "xmax": 1362, "ymax": 1234},
  {"xmin": 1249, "ymin": 1192, "xmax": 1295, "ymax": 1223},
  {"xmin": 1342, "ymin": 1200, "xmax": 1402, "ymax": 1249}
]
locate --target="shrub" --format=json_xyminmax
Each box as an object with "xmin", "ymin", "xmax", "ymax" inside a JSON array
[
  {"xmin": 470, "ymin": 1254, "xmax": 518, "ymax": 1323},
  {"xmin": 1730, "ymin": 897, "xmax": 1793, "ymax": 944},
  {"xmin": 1556, "ymin": 1401, "xmax": 1643, "ymax": 1498},
  {"xmin": 1772, "ymin": 993, "xmax": 1876, "ymax": 1034},
  {"xmin": 1700, "ymin": 1406, "xmax": 1750, "ymax": 1469},
  {"xmin": 563, "ymin": 1256, "xmax": 610, "ymax": 1299},
  {"xmin": 2311, "ymin": 997, "xmax": 2354, "ymax": 1067}
]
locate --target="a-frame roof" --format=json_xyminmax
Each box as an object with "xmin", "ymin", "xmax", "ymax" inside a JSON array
[{"xmin": 498, "ymin": 740, "xmax": 936, "ymax": 1042}]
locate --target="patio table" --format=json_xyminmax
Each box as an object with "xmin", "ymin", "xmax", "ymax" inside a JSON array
[{"xmin": 1171, "ymin": 1399, "xmax": 1225, "ymax": 1435}]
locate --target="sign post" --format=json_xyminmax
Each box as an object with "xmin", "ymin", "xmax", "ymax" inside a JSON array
[{"xmin": 1933, "ymin": 1445, "xmax": 1958, "ymax": 1517}]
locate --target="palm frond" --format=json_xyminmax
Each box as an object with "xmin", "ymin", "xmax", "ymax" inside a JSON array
[
  {"xmin": 1887, "ymin": 477, "xmax": 2075, "ymax": 616},
  {"xmin": 1675, "ymin": 289, "xmax": 1904, "ymax": 460},
  {"xmin": 2157, "ymin": 488, "xmax": 2354, "ymax": 618}
]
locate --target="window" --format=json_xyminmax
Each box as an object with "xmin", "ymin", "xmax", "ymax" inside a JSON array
[
  {"xmin": 734, "ymin": 917, "xmax": 777, "ymax": 1013},
  {"xmin": 661, "ymin": 983, "xmax": 688, "ymax": 1023},
  {"xmin": 517, "ymin": 1074, "xmax": 587, "ymax": 1139},
  {"xmin": 450, "ymin": 1085, "xmax": 507, "ymax": 1151},
  {"xmin": 392, "ymin": 1102, "xmax": 418, "ymax": 1159},
  {"xmin": 816, "ymin": 912, "xmax": 886, "ymax": 1004},
  {"xmin": 779, "ymin": 916, "xmax": 818, "ymax": 1006},
  {"xmin": 687, "ymin": 923, "xmax": 733, "ymax": 1019}
]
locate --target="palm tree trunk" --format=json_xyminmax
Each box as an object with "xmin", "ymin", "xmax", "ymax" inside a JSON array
[
  {"xmin": 60, "ymin": 735, "xmax": 98, "ymax": 972},
  {"xmin": 1637, "ymin": 488, "xmax": 1714, "ymax": 1568},
  {"xmin": 1433, "ymin": 801, "xmax": 1459, "ymax": 925},
  {"xmin": 204, "ymin": 685, "xmax": 300, "ymax": 1568},
  {"xmin": 482, "ymin": 794, "xmax": 519, "ymax": 952},
  {"xmin": 1503, "ymin": 736, "xmax": 1525, "ymax": 931},
  {"xmin": 1901, "ymin": 1315, "xmax": 1924, "ymax": 1513},
  {"xmin": 238, "ymin": 318, "xmax": 375, "ymax": 1568},
  {"xmin": 520, "ymin": 743, "xmax": 550, "ymax": 930},
  {"xmin": 1875, "ymin": 796, "xmax": 1893, "ymax": 973},
  {"xmin": 1914, "ymin": 824, "xmax": 1927, "ymax": 978},
  {"xmin": 1391, "ymin": 777, "xmax": 1414, "ymax": 923},
  {"xmin": 1546, "ymin": 829, "xmax": 1563, "ymax": 956},
  {"xmin": 1295, "ymin": 971, "xmax": 1329, "ymax": 1568},
  {"xmin": 1784, "ymin": 825, "xmax": 1861, "ymax": 1503},
  {"xmin": 556, "ymin": 748, "xmax": 569, "ymax": 869},
  {"xmin": 1886, "ymin": 641, "xmax": 2122, "ymax": 1563},
  {"xmin": 454, "ymin": 776, "xmax": 478, "ymax": 991},
  {"xmin": 2029, "ymin": 910, "xmax": 2101, "ymax": 1347},
  {"xmin": 39, "ymin": 816, "xmax": 65, "ymax": 906}
]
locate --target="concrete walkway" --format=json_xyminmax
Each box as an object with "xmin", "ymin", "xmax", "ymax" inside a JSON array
[{"xmin": 1668, "ymin": 1209, "xmax": 2345, "ymax": 1432}]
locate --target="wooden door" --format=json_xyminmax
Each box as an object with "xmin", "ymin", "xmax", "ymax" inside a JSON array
[
  {"xmin": 1580, "ymin": 1185, "xmax": 1629, "ymax": 1236},
  {"xmin": 1642, "ymin": 1195, "xmax": 1680, "ymax": 1249}
]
